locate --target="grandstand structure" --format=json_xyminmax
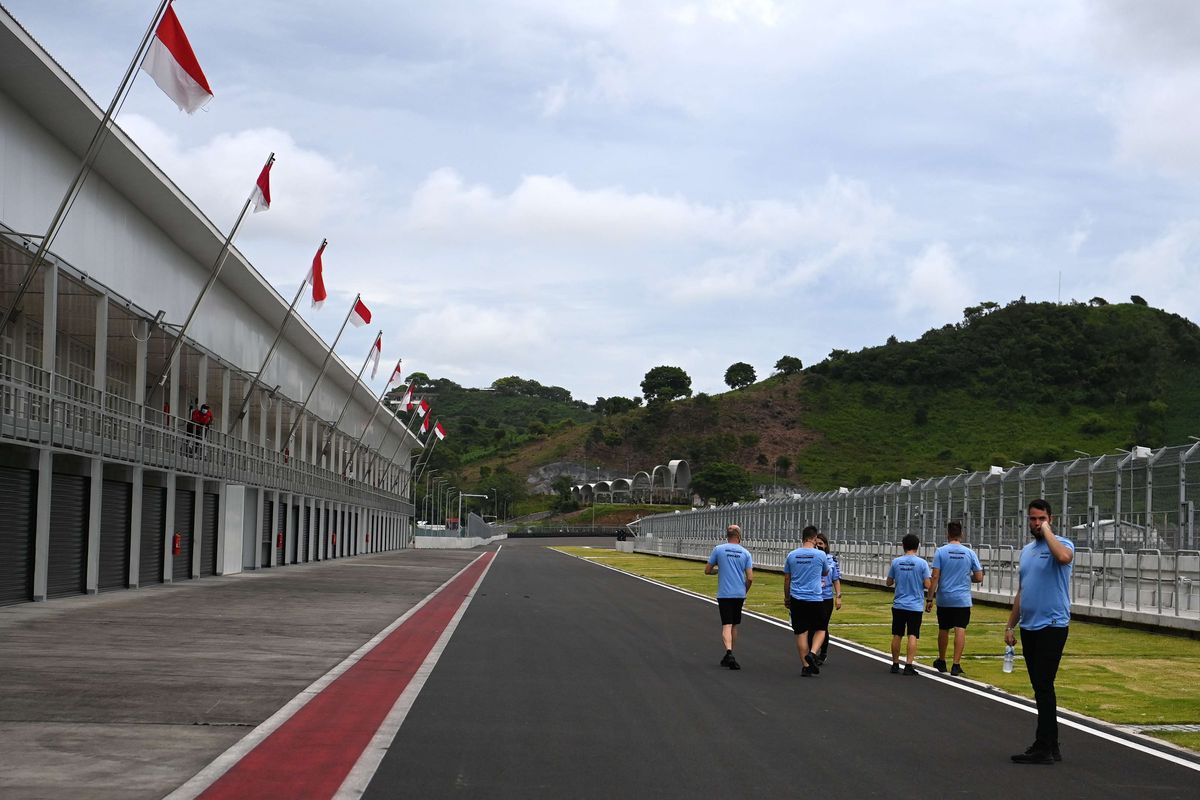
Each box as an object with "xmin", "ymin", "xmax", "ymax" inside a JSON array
[
  {"xmin": 0, "ymin": 9, "xmax": 417, "ymax": 606},
  {"xmin": 571, "ymin": 459, "xmax": 692, "ymax": 506}
]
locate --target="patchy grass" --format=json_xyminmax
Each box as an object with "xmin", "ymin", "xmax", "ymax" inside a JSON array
[
  {"xmin": 1147, "ymin": 731, "xmax": 1200, "ymax": 752},
  {"xmin": 559, "ymin": 548, "xmax": 1200, "ymax": 745}
]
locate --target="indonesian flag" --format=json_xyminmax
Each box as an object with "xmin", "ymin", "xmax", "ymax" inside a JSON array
[
  {"xmin": 399, "ymin": 383, "xmax": 414, "ymax": 410},
  {"xmin": 434, "ymin": 422, "xmax": 447, "ymax": 441},
  {"xmin": 140, "ymin": 3, "xmax": 213, "ymax": 114},
  {"xmin": 307, "ymin": 241, "xmax": 327, "ymax": 309},
  {"xmin": 387, "ymin": 360, "xmax": 403, "ymax": 388},
  {"xmin": 349, "ymin": 297, "xmax": 372, "ymax": 328},
  {"xmin": 416, "ymin": 398, "xmax": 430, "ymax": 418},
  {"xmin": 367, "ymin": 333, "xmax": 382, "ymax": 379},
  {"xmin": 251, "ymin": 159, "xmax": 273, "ymax": 213},
  {"xmin": 421, "ymin": 415, "xmax": 431, "ymax": 435}
]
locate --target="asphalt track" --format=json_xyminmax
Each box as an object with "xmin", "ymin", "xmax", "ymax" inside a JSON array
[{"xmin": 362, "ymin": 541, "xmax": 1198, "ymax": 799}]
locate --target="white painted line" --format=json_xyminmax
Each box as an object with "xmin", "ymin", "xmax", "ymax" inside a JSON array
[
  {"xmin": 163, "ymin": 553, "xmax": 490, "ymax": 800},
  {"xmin": 555, "ymin": 548, "xmax": 1200, "ymax": 773},
  {"xmin": 333, "ymin": 549, "xmax": 500, "ymax": 799}
]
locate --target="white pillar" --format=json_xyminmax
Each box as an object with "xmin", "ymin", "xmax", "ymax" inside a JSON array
[
  {"xmin": 128, "ymin": 466, "xmax": 144, "ymax": 588},
  {"xmin": 86, "ymin": 293, "xmax": 108, "ymax": 594},
  {"xmin": 32, "ymin": 263, "xmax": 58, "ymax": 602},
  {"xmin": 220, "ymin": 368, "xmax": 231, "ymax": 433},
  {"xmin": 163, "ymin": 472, "xmax": 176, "ymax": 582}
]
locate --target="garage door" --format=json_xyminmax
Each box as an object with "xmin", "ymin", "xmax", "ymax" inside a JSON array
[
  {"xmin": 99, "ymin": 480, "xmax": 131, "ymax": 591},
  {"xmin": 173, "ymin": 488, "xmax": 195, "ymax": 581},
  {"xmin": 260, "ymin": 496, "xmax": 273, "ymax": 568},
  {"xmin": 200, "ymin": 492, "xmax": 219, "ymax": 577},
  {"xmin": 302, "ymin": 504, "xmax": 311, "ymax": 563},
  {"xmin": 140, "ymin": 485, "xmax": 166, "ymax": 585},
  {"xmin": 0, "ymin": 465, "xmax": 36, "ymax": 605},
  {"xmin": 47, "ymin": 474, "xmax": 89, "ymax": 598}
]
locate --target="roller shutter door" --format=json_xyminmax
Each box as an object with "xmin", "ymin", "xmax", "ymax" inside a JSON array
[
  {"xmin": 275, "ymin": 504, "xmax": 286, "ymax": 566},
  {"xmin": 47, "ymin": 474, "xmax": 89, "ymax": 598},
  {"xmin": 173, "ymin": 489, "xmax": 195, "ymax": 581},
  {"xmin": 0, "ymin": 466, "xmax": 36, "ymax": 606},
  {"xmin": 140, "ymin": 485, "xmax": 166, "ymax": 585},
  {"xmin": 289, "ymin": 504, "xmax": 299, "ymax": 564},
  {"xmin": 260, "ymin": 497, "xmax": 273, "ymax": 567},
  {"xmin": 201, "ymin": 493, "xmax": 219, "ymax": 577},
  {"xmin": 99, "ymin": 480, "xmax": 131, "ymax": 591},
  {"xmin": 302, "ymin": 505, "xmax": 311, "ymax": 563}
]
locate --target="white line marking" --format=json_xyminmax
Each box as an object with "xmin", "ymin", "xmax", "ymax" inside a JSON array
[
  {"xmin": 334, "ymin": 550, "xmax": 499, "ymax": 798},
  {"xmin": 555, "ymin": 548, "xmax": 1200, "ymax": 772},
  {"xmin": 163, "ymin": 553, "xmax": 490, "ymax": 800}
]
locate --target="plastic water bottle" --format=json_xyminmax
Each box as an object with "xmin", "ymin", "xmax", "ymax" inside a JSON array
[{"xmin": 1003, "ymin": 644, "xmax": 1015, "ymax": 673}]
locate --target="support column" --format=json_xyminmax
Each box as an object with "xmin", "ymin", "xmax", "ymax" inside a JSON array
[
  {"xmin": 164, "ymin": 472, "xmax": 177, "ymax": 582},
  {"xmin": 128, "ymin": 467, "xmax": 144, "ymax": 588},
  {"xmin": 284, "ymin": 491, "xmax": 295, "ymax": 565},
  {"xmin": 86, "ymin": 293, "xmax": 108, "ymax": 594},
  {"xmin": 31, "ymin": 263, "xmax": 58, "ymax": 602},
  {"xmin": 254, "ymin": 488, "xmax": 266, "ymax": 569},
  {"xmin": 220, "ymin": 368, "xmax": 231, "ymax": 433},
  {"xmin": 196, "ymin": 353, "xmax": 208, "ymax": 406}
]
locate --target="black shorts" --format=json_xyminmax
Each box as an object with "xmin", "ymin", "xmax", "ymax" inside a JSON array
[
  {"xmin": 789, "ymin": 599, "xmax": 825, "ymax": 635},
  {"xmin": 816, "ymin": 598, "xmax": 834, "ymax": 630},
  {"xmin": 891, "ymin": 608, "xmax": 923, "ymax": 638},
  {"xmin": 936, "ymin": 605, "xmax": 971, "ymax": 630},
  {"xmin": 718, "ymin": 597, "xmax": 745, "ymax": 625}
]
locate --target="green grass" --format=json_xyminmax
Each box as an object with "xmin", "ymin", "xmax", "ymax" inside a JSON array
[
  {"xmin": 1147, "ymin": 731, "xmax": 1200, "ymax": 752},
  {"xmin": 558, "ymin": 548, "xmax": 1200, "ymax": 748}
]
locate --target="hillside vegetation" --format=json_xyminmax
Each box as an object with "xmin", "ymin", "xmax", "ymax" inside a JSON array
[{"xmin": 409, "ymin": 299, "xmax": 1200, "ymax": 510}]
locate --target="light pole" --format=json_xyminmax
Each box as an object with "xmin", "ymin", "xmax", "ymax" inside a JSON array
[
  {"xmin": 459, "ymin": 493, "xmax": 488, "ymax": 537},
  {"xmin": 432, "ymin": 478, "xmax": 447, "ymax": 526},
  {"xmin": 489, "ymin": 487, "xmax": 497, "ymax": 521},
  {"xmin": 443, "ymin": 485, "xmax": 457, "ymax": 528},
  {"xmin": 424, "ymin": 468, "xmax": 440, "ymax": 523}
]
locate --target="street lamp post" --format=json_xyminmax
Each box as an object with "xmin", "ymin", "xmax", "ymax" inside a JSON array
[
  {"xmin": 443, "ymin": 485, "xmax": 457, "ymax": 528},
  {"xmin": 432, "ymin": 478, "xmax": 447, "ymax": 527}
]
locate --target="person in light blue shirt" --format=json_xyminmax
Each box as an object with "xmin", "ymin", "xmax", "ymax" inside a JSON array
[
  {"xmin": 1005, "ymin": 499, "xmax": 1074, "ymax": 764},
  {"xmin": 886, "ymin": 534, "xmax": 931, "ymax": 676},
  {"xmin": 783, "ymin": 526, "xmax": 830, "ymax": 676},
  {"xmin": 705, "ymin": 524, "xmax": 754, "ymax": 670},
  {"xmin": 811, "ymin": 531, "xmax": 842, "ymax": 665},
  {"xmin": 929, "ymin": 521, "xmax": 984, "ymax": 676}
]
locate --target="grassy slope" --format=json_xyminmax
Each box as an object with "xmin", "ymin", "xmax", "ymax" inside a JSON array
[{"xmin": 562, "ymin": 548, "xmax": 1200, "ymax": 751}]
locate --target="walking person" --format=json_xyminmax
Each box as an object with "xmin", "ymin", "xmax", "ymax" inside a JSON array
[
  {"xmin": 929, "ymin": 521, "xmax": 983, "ymax": 676},
  {"xmin": 887, "ymin": 533, "xmax": 931, "ymax": 676},
  {"xmin": 1006, "ymin": 499, "xmax": 1074, "ymax": 764},
  {"xmin": 705, "ymin": 524, "xmax": 754, "ymax": 670},
  {"xmin": 810, "ymin": 531, "xmax": 841, "ymax": 665},
  {"xmin": 784, "ymin": 526, "xmax": 829, "ymax": 677}
]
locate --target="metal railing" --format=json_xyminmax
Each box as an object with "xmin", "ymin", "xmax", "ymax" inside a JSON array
[{"xmin": 0, "ymin": 354, "xmax": 411, "ymax": 514}]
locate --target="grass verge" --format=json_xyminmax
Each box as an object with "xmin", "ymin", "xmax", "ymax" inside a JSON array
[{"xmin": 557, "ymin": 547, "xmax": 1200, "ymax": 753}]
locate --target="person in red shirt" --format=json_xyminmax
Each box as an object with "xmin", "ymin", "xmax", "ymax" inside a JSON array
[{"xmin": 189, "ymin": 403, "xmax": 213, "ymax": 453}]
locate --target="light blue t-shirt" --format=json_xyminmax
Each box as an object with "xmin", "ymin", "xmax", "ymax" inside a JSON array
[
  {"xmin": 888, "ymin": 554, "xmax": 931, "ymax": 611},
  {"xmin": 707, "ymin": 543, "xmax": 753, "ymax": 599},
  {"xmin": 932, "ymin": 542, "xmax": 982, "ymax": 607},
  {"xmin": 784, "ymin": 546, "xmax": 829, "ymax": 601},
  {"xmin": 821, "ymin": 556, "xmax": 842, "ymax": 600},
  {"xmin": 1018, "ymin": 536, "xmax": 1074, "ymax": 629}
]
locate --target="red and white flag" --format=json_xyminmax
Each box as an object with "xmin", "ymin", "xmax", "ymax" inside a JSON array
[
  {"xmin": 251, "ymin": 159, "xmax": 273, "ymax": 213},
  {"xmin": 434, "ymin": 422, "xmax": 447, "ymax": 441},
  {"xmin": 416, "ymin": 398, "xmax": 430, "ymax": 418},
  {"xmin": 387, "ymin": 360, "xmax": 403, "ymax": 388},
  {"xmin": 349, "ymin": 297, "xmax": 372, "ymax": 328},
  {"xmin": 307, "ymin": 240, "xmax": 327, "ymax": 309},
  {"xmin": 399, "ymin": 383, "xmax": 414, "ymax": 410},
  {"xmin": 367, "ymin": 333, "xmax": 382, "ymax": 379},
  {"xmin": 421, "ymin": 415, "xmax": 431, "ymax": 435},
  {"xmin": 140, "ymin": 3, "xmax": 213, "ymax": 114}
]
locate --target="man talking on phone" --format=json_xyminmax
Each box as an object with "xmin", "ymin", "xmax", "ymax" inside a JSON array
[{"xmin": 1005, "ymin": 499, "xmax": 1074, "ymax": 764}]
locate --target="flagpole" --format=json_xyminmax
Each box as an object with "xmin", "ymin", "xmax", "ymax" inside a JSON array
[
  {"xmin": 150, "ymin": 152, "xmax": 275, "ymax": 401},
  {"xmin": 226, "ymin": 238, "xmax": 323, "ymax": 434},
  {"xmin": 280, "ymin": 294, "xmax": 360, "ymax": 450},
  {"xmin": 0, "ymin": 0, "xmax": 173, "ymax": 339},
  {"xmin": 317, "ymin": 330, "xmax": 384, "ymax": 462},
  {"xmin": 340, "ymin": 369, "xmax": 396, "ymax": 477},
  {"xmin": 411, "ymin": 416, "xmax": 439, "ymax": 482},
  {"xmin": 380, "ymin": 400, "xmax": 426, "ymax": 495}
]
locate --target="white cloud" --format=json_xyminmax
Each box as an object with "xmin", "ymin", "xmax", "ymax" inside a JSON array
[
  {"xmin": 1066, "ymin": 211, "xmax": 1093, "ymax": 256},
  {"xmin": 1089, "ymin": 221, "xmax": 1200, "ymax": 313},
  {"xmin": 895, "ymin": 242, "xmax": 974, "ymax": 317}
]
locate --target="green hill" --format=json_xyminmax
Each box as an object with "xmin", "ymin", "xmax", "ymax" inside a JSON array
[{"xmin": 408, "ymin": 299, "xmax": 1200, "ymax": 509}]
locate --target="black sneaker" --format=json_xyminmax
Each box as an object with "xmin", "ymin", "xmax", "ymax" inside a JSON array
[
  {"xmin": 727, "ymin": 657, "xmax": 740, "ymax": 671},
  {"xmin": 903, "ymin": 664, "xmax": 919, "ymax": 676},
  {"xmin": 933, "ymin": 658, "xmax": 947, "ymax": 673},
  {"xmin": 804, "ymin": 653, "xmax": 821, "ymax": 675},
  {"xmin": 720, "ymin": 652, "xmax": 733, "ymax": 667},
  {"xmin": 1011, "ymin": 744, "xmax": 1055, "ymax": 765},
  {"xmin": 890, "ymin": 663, "xmax": 900, "ymax": 674},
  {"xmin": 950, "ymin": 663, "xmax": 965, "ymax": 677},
  {"xmin": 801, "ymin": 666, "xmax": 813, "ymax": 677},
  {"xmin": 816, "ymin": 652, "xmax": 827, "ymax": 666}
]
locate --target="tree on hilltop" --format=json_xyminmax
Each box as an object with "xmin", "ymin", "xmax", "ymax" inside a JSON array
[
  {"xmin": 724, "ymin": 362, "xmax": 756, "ymax": 389},
  {"xmin": 773, "ymin": 355, "xmax": 803, "ymax": 375},
  {"xmin": 641, "ymin": 365, "xmax": 693, "ymax": 404}
]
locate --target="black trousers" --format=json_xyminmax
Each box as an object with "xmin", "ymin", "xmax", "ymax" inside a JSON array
[{"xmin": 1020, "ymin": 626, "xmax": 1069, "ymax": 745}]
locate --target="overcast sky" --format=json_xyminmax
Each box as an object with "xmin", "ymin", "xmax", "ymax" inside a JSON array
[{"xmin": 7, "ymin": 1, "xmax": 1200, "ymax": 403}]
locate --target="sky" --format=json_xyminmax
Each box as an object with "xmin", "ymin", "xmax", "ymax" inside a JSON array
[{"xmin": 6, "ymin": 1, "xmax": 1200, "ymax": 404}]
